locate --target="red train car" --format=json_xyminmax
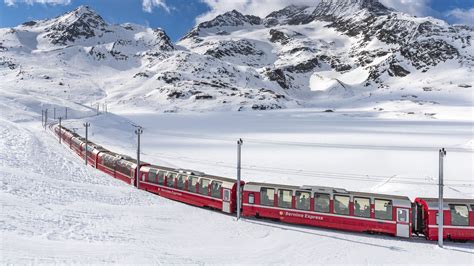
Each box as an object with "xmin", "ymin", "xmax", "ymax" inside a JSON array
[
  {"xmin": 80, "ymin": 142, "xmax": 108, "ymax": 168},
  {"xmin": 413, "ymin": 198, "xmax": 474, "ymax": 241},
  {"xmin": 242, "ymin": 182, "xmax": 413, "ymax": 238},
  {"xmin": 97, "ymin": 152, "xmax": 149, "ymax": 185},
  {"xmin": 139, "ymin": 166, "xmax": 244, "ymax": 214}
]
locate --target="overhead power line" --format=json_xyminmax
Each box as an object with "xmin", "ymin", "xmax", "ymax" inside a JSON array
[{"xmin": 150, "ymin": 130, "xmax": 474, "ymax": 153}]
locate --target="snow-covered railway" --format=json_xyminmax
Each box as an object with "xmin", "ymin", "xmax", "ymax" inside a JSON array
[{"xmin": 50, "ymin": 123, "xmax": 474, "ymax": 242}]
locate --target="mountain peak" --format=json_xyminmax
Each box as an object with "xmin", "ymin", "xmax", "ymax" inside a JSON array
[
  {"xmin": 315, "ymin": 0, "xmax": 391, "ymax": 17},
  {"xmin": 43, "ymin": 5, "xmax": 108, "ymax": 45},
  {"xmin": 198, "ymin": 9, "xmax": 262, "ymax": 29}
]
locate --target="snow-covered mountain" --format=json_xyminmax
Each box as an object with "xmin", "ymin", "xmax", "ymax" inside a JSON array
[{"xmin": 1, "ymin": 0, "xmax": 473, "ymax": 115}]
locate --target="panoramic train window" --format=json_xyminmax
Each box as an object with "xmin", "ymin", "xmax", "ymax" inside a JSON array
[
  {"xmin": 314, "ymin": 193, "xmax": 330, "ymax": 213},
  {"xmin": 449, "ymin": 204, "xmax": 469, "ymax": 226},
  {"xmin": 188, "ymin": 176, "xmax": 198, "ymax": 192},
  {"xmin": 334, "ymin": 195, "xmax": 350, "ymax": 215},
  {"xmin": 260, "ymin": 188, "xmax": 275, "ymax": 206},
  {"xmin": 199, "ymin": 179, "xmax": 210, "ymax": 195},
  {"xmin": 176, "ymin": 174, "xmax": 185, "ymax": 189},
  {"xmin": 103, "ymin": 155, "xmax": 115, "ymax": 169},
  {"xmin": 116, "ymin": 161, "xmax": 129, "ymax": 176},
  {"xmin": 278, "ymin": 189, "xmax": 292, "ymax": 209},
  {"xmin": 354, "ymin": 197, "xmax": 370, "ymax": 218},
  {"xmin": 167, "ymin": 173, "xmax": 176, "ymax": 187},
  {"xmin": 375, "ymin": 199, "xmax": 392, "ymax": 220},
  {"xmin": 295, "ymin": 191, "xmax": 310, "ymax": 210},
  {"xmin": 157, "ymin": 171, "xmax": 165, "ymax": 185},
  {"xmin": 210, "ymin": 181, "xmax": 222, "ymax": 198},
  {"xmin": 148, "ymin": 169, "xmax": 157, "ymax": 183}
]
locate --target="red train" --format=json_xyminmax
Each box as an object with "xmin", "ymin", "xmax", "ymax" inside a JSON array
[{"xmin": 50, "ymin": 124, "xmax": 474, "ymax": 242}]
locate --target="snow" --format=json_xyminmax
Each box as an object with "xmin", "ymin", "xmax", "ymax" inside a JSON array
[
  {"xmin": 2, "ymin": 101, "xmax": 474, "ymax": 264},
  {"xmin": 1, "ymin": 3, "xmax": 474, "ymax": 264}
]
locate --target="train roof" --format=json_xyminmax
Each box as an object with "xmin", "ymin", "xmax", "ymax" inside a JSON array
[{"xmin": 417, "ymin": 198, "xmax": 474, "ymax": 204}]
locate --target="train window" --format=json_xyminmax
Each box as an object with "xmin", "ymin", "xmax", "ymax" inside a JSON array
[
  {"xmin": 397, "ymin": 208, "xmax": 409, "ymax": 223},
  {"xmin": 148, "ymin": 169, "xmax": 157, "ymax": 183},
  {"xmin": 354, "ymin": 197, "xmax": 371, "ymax": 218},
  {"xmin": 210, "ymin": 181, "xmax": 222, "ymax": 198},
  {"xmin": 260, "ymin": 188, "xmax": 275, "ymax": 206},
  {"xmin": 223, "ymin": 189, "xmax": 230, "ymax": 202},
  {"xmin": 249, "ymin": 193, "xmax": 255, "ymax": 204},
  {"xmin": 167, "ymin": 173, "xmax": 176, "ymax": 187},
  {"xmin": 199, "ymin": 179, "xmax": 210, "ymax": 195},
  {"xmin": 278, "ymin": 189, "xmax": 292, "ymax": 209},
  {"xmin": 176, "ymin": 174, "xmax": 185, "ymax": 189},
  {"xmin": 449, "ymin": 205, "xmax": 469, "ymax": 226},
  {"xmin": 157, "ymin": 171, "xmax": 165, "ymax": 185},
  {"xmin": 334, "ymin": 195, "xmax": 350, "ymax": 215},
  {"xmin": 188, "ymin": 176, "xmax": 198, "ymax": 193},
  {"xmin": 314, "ymin": 193, "xmax": 330, "ymax": 213},
  {"xmin": 295, "ymin": 191, "xmax": 310, "ymax": 211},
  {"xmin": 375, "ymin": 199, "xmax": 393, "ymax": 220}
]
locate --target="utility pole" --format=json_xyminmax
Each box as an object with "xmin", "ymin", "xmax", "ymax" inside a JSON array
[
  {"xmin": 438, "ymin": 148, "xmax": 446, "ymax": 248},
  {"xmin": 41, "ymin": 110, "xmax": 44, "ymax": 127},
  {"xmin": 54, "ymin": 107, "xmax": 56, "ymax": 120},
  {"xmin": 135, "ymin": 127, "xmax": 143, "ymax": 189},
  {"xmin": 65, "ymin": 107, "xmax": 68, "ymax": 120},
  {"xmin": 96, "ymin": 104, "xmax": 99, "ymax": 116},
  {"xmin": 58, "ymin": 117, "xmax": 62, "ymax": 144},
  {"xmin": 237, "ymin": 138, "xmax": 243, "ymax": 220},
  {"xmin": 84, "ymin": 122, "xmax": 90, "ymax": 165}
]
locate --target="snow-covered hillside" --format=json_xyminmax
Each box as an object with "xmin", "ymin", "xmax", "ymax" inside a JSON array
[{"xmin": 1, "ymin": 0, "xmax": 473, "ymax": 115}]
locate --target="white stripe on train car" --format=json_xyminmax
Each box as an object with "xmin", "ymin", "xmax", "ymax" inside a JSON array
[{"xmin": 427, "ymin": 225, "xmax": 474, "ymax": 229}]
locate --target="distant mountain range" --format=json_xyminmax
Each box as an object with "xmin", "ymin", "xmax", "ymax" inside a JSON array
[{"xmin": 1, "ymin": 0, "xmax": 472, "ymax": 114}]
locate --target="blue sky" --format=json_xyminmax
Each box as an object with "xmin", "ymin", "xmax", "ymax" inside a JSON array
[{"xmin": 1, "ymin": 0, "xmax": 473, "ymax": 41}]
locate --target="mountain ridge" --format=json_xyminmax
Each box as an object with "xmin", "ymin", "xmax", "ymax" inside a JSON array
[{"xmin": 1, "ymin": 2, "xmax": 472, "ymax": 116}]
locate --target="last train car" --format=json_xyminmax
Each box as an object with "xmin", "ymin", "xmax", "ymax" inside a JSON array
[
  {"xmin": 139, "ymin": 165, "xmax": 244, "ymax": 214},
  {"xmin": 242, "ymin": 182, "xmax": 412, "ymax": 238},
  {"xmin": 414, "ymin": 198, "xmax": 474, "ymax": 241}
]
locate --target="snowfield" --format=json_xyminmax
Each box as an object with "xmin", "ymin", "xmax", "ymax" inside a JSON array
[{"xmin": 1, "ymin": 105, "xmax": 473, "ymax": 264}]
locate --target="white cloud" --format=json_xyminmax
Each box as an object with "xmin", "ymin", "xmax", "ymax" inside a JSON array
[
  {"xmin": 4, "ymin": 0, "xmax": 71, "ymax": 5},
  {"xmin": 196, "ymin": 0, "xmax": 319, "ymax": 24},
  {"xmin": 445, "ymin": 8, "xmax": 474, "ymax": 26},
  {"xmin": 142, "ymin": 0, "xmax": 170, "ymax": 13}
]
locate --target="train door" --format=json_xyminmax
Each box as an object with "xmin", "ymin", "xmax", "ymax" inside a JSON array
[
  {"xmin": 396, "ymin": 208, "xmax": 410, "ymax": 238},
  {"xmin": 222, "ymin": 188, "xmax": 231, "ymax": 213}
]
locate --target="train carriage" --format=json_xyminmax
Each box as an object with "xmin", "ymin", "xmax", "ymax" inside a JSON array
[
  {"xmin": 80, "ymin": 142, "xmax": 108, "ymax": 168},
  {"xmin": 97, "ymin": 152, "xmax": 149, "ymax": 185},
  {"xmin": 414, "ymin": 198, "xmax": 474, "ymax": 241},
  {"xmin": 242, "ymin": 182, "xmax": 412, "ymax": 238},
  {"xmin": 139, "ymin": 166, "xmax": 244, "ymax": 214}
]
